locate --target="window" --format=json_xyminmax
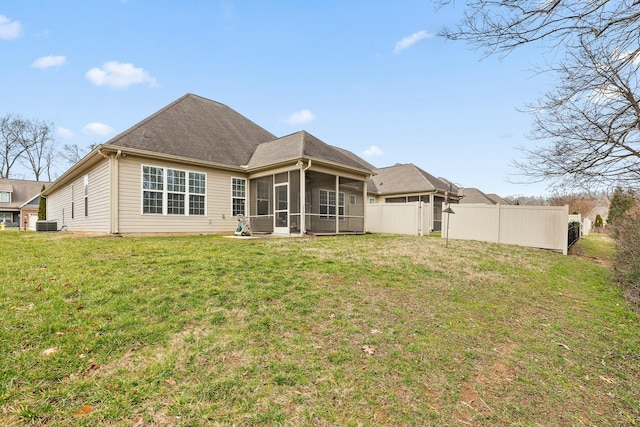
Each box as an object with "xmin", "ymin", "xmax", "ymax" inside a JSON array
[
  {"xmin": 320, "ymin": 189, "xmax": 345, "ymax": 219},
  {"xmin": 143, "ymin": 166, "xmax": 164, "ymax": 214},
  {"xmin": 71, "ymin": 184, "xmax": 74, "ymax": 219},
  {"xmin": 189, "ymin": 172, "xmax": 206, "ymax": 216},
  {"xmin": 0, "ymin": 192, "xmax": 10, "ymax": 203},
  {"xmin": 350, "ymin": 194, "xmax": 357, "ymax": 205},
  {"xmin": 232, "ymin": 178, "xmax": 246, "ymax": 216},
  {"xmin": 83, "ymin": 175, "xmax": 89, "ymax": 217},
  {"xmin": 256, "ymin": 180, "xmax": 270, "ymax": 215},
  {"xmin": 368, "ymin": 197, "xmax": 376, "ymax": 204},
  {"xmin": 142, "ymin": 166, "xmax": 206, "ymax": 216},
  {"xmin": 0, "ymin": 212, "xmax": 12, "ymax": 222},
  {"xmin": 167, "ymin": 169, "xmax": 185, "ymax": 215}
]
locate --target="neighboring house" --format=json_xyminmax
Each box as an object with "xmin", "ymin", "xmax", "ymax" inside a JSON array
[
  {"xmin": 42, "ymin": 94, "xmax": 376, "ymax": 235},
  {"xmin": 0, "ymin": 179, "xmax": 49, "ymax": 229},
  {"xmin": 459, "ymin": 188, "xmax": 496, "ymax": 204},
  {"xmin": 486, "ymin": 193, "xmax": 512, "ymax": 205},
  {"xmin": 367, "ymin": 163, "xmax": 461, "ymax": 232}
]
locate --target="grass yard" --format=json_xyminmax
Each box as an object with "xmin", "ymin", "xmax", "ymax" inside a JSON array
[{"xmin": 0, "ymin": 231, "xmax": 638, "ymax": 426}]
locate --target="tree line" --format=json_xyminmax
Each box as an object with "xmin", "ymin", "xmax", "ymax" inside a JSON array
[{"xmin": 1, "ymin": 114, "xmax": 90, "ymax": 182}]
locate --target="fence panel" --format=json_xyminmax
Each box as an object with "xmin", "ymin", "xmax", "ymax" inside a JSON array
[
  {"xmin": 366, "ymin": 202, "xmax": 430, "ymax": 236},
  {"xmin": 443, "ymin": 203, "xmax": 570, "ymax": 254}
]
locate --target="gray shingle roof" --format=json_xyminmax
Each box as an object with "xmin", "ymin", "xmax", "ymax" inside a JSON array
[
  {"xmin": 459, "ymin": 188, "xmax": 496, "ymax": 204},
  {"xmin": 247, "ymin": 131, "xmax": 375, "ymax": 172},
  {"xmin": 0, "ymin": 179, "xmax": 48, "ymax": 209},
  {"xmin": 369, "ymin": 163, "xmax": 450, "ymax": 195},
  {"xmin": 106, "ymin": 93, "xmax": 276, "ymax": 167}
]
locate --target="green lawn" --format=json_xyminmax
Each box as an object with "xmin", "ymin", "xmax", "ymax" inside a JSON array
[{"xmin": 1, "ymin": 231, "xmax": 638, "ymax": 426}]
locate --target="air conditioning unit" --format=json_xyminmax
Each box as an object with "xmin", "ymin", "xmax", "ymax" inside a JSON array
[{"xmin": 35, "ymin": 220, "xmax": 57, "ymax": 232}]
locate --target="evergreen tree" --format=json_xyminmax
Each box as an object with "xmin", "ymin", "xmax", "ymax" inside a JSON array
[
  {"xmin": 608, "ymin": 187, "xmax": 636, "ymax": 226},
  {"xmin": 38, "ymin": 184, "xmax": 46, "ymax": 221}
]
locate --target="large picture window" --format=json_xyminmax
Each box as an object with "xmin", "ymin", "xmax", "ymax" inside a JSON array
[
  {"xmin": 142, "ymin": 165, "xmax": 206, "ymax": 216},
  {"xmin": 232, "ymin": 177, "xmax": 246, "ymax": 216}
]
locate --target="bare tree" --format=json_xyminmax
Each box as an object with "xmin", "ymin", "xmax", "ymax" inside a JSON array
[
  {"xmin": 59, "ymin": 143, "xmax": 90, "ymax": 166},
  {"xmin": 0, "ymin": 114, "xmax": 27, "ymax": 179},
  {"xmin": 439, "ymin": 0, "xmax": 640, "ymax": 191},
  {"xmin": 548, "ymin": 192, "xmax": 598, "ymax": 217},
  {"xmin": 17, "ymin": 118, "xmax": 56, "ymax": 181}
]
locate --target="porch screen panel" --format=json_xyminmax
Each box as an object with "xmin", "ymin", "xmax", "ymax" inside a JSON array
[
  {"xmin": 339, "ymin": 178, "xmax": 365, "ymax": 233},
  {"xmin": 289, "ymin": 170, "xmax": 300, "ymax": 233}
]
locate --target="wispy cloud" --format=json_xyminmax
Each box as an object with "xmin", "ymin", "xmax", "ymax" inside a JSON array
[
  {"xmin": 0, "ymin": 15, "xmax": 22, "ymax": 40},
  {"xmin": 85, "ymin": 61, "xmax": 158, "ymax": 89},
  {"xmin": 394, "ymin": 30, "xmax": 433, "ymax": 54},
  {"xmin": 32, "ymin": 55, "xmax": 66, "ymax": 69},
  {"xmin": 286, "ymin": 109, "xmax": 315, "ymax": 125},
  {"xmin": 363, "ymin": 145, "xmax": 384, "ymax": 157},
  {"xmin": 82, "ymin": 122, "xmax": 114, "ymax": 136},
  {"xmin": 57, "ymin": 127, "xmax": 74, "ymax": 138}
]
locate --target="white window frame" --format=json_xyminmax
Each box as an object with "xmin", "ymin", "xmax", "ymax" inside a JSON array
[
  {"xmin": 231, "ymin": 177, "xmax": 246, "ymax": 216},
  {"xmin": 141, "ymin": 165, "xmax": 207, "ymax": 216},
  {"xmin": 319, "ymin": 189, "xmax": 345, "ymax": 220},
  {"xmin": 0, "ymin": 192, "xmax": 10, "ymax": 203}
]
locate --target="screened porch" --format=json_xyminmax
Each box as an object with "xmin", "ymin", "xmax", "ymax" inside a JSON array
[{"xmin": 248, "ymin": 169, "xmax": 366, "ymax": 235}]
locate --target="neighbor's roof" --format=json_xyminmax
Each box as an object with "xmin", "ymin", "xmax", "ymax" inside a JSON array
[
  {"xmin": 368, "ymin": 163, "xmax": 451, "ymax": 195},
  {"xmin": 247, "ymin": 131, "xmax": 375, "ymax": 173},
  {"xmin": 0, "ymin": 179, "xmax": 48, "ymax": 210},
  {"xmin": 105, "ymin": 93, "xmax": 276, "ymax": 167},
  {"xmin": 459, "ymin": 188, "xmax": 496, "ymax": 204},
  {"xmin": 486, "ymin": 193, "xmax": 511, "ymax": 205}
]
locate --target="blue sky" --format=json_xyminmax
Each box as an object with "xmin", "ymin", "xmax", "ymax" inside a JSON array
[{"xmin": 2, "ymin": 1, "xmax": 552, "ymax": 196}]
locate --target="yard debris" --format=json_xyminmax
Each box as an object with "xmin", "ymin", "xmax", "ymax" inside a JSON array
[
  {"xmin": 42, "ymin": 347, "xmax": 58, "ymax": 356},
  {"xmin": 362, "ymin": 345, "xmax": 376, "ymax": 356},
  {"xmin": 370, "ymin": 329, "xmax": 381, "ymax": 335},
  {"xmin": 10, "ymin": 303, "xmax": 34, "ymax": 311},
  {"xmin": 73, "ymin": 404, "xmax": 92, "ymax": 416},
  {"xmin": 552, "ymin": 341, "xmax": 571, "ymax": 351}
]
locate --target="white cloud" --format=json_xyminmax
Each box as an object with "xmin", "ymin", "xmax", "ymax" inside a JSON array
[
  {"xmin": 394, "ymin": 30, "xmax": 433, "ymax": 54},
  {"xmin": 363, "ymin": 145, "xmax": 384, "ymax": 157},
  {"xmin": 32, "ymin": 55, "xmax": 66, "ymax": 69},
  {"xmin": 57, "ymin": 127, "xmax": 74, "ymax": 138},
  {"xmin": 286, "ymin": 109, "xmax": 315, "ymax": 125},
  {"xmin": 82, "ymin": 122, "xmax": 114, "ymax": 136},
  {"xmin": 85, "ymin": 61, "xmax": 158, "ymax": 89},
  {"xmin": 0, "ymin": 15, "xmax": 22, "ymax": 40}
]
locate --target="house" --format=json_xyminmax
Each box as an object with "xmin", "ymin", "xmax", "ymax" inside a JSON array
[
  {"xmin": 457, "ymin": 188, "xmax": 512, "ymax": 205},
  {"xmin": 0, "ymin": 178, "xmax": 49, "ymax": 229},
  {"xmin": 367, "ymin": 163, "xmax": 461, "ymax": 232},
  {"xmin": 42, "ymin": 94, "xmax": 376, "ymax": 235}
]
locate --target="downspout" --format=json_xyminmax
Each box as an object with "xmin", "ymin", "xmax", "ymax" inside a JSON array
[
  {"xmin": 113, "ymin": 150, "xmax": 121, "ymax": 234},
  {"xmin": 97, "ymin": 149, "xmax": 122, "ymax": 235}
]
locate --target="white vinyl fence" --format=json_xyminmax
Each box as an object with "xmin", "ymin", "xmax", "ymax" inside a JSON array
[
  {"xmin": 443, "ymin": 203, "xmax": 570, "ymax": 254},
  {"xmin": 366, "ymin": 202, "xmax": 432, "ymax": 236}
]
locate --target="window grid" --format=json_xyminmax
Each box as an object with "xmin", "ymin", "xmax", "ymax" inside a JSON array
[
  {"xmin": 142, "ymin": 166, "xmax": 206, "ymax": 216},
  {"xmin": 320, "ymin": 189, "xmax": 345, "ymax": 219},
  {"xmin": 232, "ymin": 178, "xmax": 246, "ymax": 216}
]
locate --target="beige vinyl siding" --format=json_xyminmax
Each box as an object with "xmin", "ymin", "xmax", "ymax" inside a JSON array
[
  {"xmin": 117, "ymin": 156, "xmax": 242, "ymax": 233},
  {"xmin": 46, "ymin": 159, "xmax": 111, "ymax": 232}
]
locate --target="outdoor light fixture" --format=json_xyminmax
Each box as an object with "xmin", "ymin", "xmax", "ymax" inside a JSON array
[{"xmin": 443, "ymin": 205, "xmax": 455, "ymax": 248}]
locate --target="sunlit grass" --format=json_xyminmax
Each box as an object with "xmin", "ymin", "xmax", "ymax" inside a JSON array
[{"xmin": 0, "ymin": 232, "xmax": 637, "ymax": 426}]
